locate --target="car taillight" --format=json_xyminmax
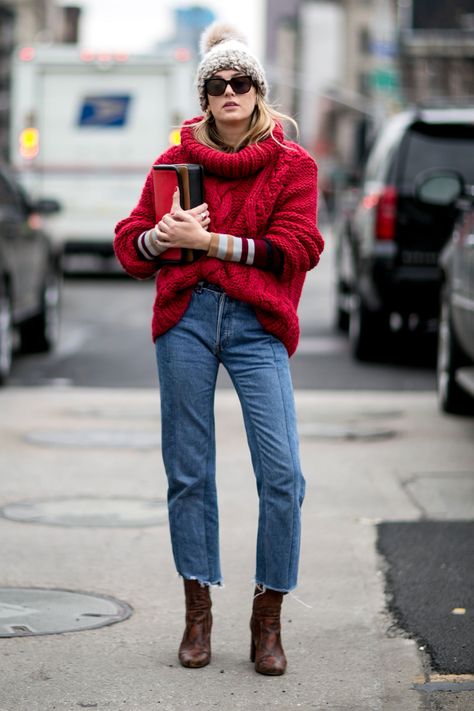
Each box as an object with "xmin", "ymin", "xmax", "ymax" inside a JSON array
[
  {"xmin": 375, "ymin": 186, "xmax": 397, "ymax": 240},
  {"xmin": 19, "ymin": 127, "xmax": 39, "ymax": 159}
]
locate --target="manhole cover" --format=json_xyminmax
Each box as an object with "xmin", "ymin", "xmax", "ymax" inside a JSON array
[
  {"xmin": 0, "ymin": 497, "xmax": 167, "ymax": 527},
  {"xmin": 0, "ymin": 588, "xmax": 132, "ymax": 637},
  {"xmin": 298, "ymin": 422, "xmax": 397, "ymax": 440},
  {"xmin": 24, "ymin": 430, "xmax": 160, "ymax": 449}
]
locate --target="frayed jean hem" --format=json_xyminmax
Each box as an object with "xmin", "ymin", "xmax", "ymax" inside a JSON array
[
  {"xmin": 179, "ymin": 573, "xmax": 224, "ymax": 589},
  {"xmin": 253, "ymin": 579, "xmax": 293, "ymax": 594},
  {"xmin": 253, "ymin": 580, "xmax": 313, "ymax": 608}
]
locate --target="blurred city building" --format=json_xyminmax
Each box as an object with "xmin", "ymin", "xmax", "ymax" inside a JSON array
[
  {"xmin": 150, "ymin": 6, "xmax": 216, "ymax": 119},
  {"xmin": 0, "ymin": 0, "xmax": 80, "ymax": 158},
  {"xmin": 265, "ymin": 0, "xmax": 474, "ymax": 201},
  {"xmin": 158, "ymin": 6, "xmax": 216, "ymax": 59},
  {"xmin": 398, "ymin": 0, "xmax": 474, "ymax": 103}
]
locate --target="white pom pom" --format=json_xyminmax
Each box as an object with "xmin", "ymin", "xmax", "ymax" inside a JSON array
[{"xmin": 199, "ymin": 21, "xmax": 247, "ymax": 57}]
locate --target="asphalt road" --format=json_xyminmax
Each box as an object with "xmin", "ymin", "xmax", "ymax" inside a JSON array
[
  {"xmin": 377, "ymin": 520, "xmax": 474, "ymax": 675},
  {"xmin": 7, "ymin": 231, "xmax": 437, "ymax": 391}
]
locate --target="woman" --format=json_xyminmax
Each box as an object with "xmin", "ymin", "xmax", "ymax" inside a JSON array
[{"xmin": 114, "ymin": 22, "xmax": 324, "ymax": 676}]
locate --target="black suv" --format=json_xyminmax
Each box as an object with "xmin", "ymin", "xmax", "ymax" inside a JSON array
[
  {"xmin": 0, "ymin": 164, "xmax": 61, "ymax": 384},
  {"xmin": 335, "ymin": 107, "xmax": 474, "ymax": 360}
]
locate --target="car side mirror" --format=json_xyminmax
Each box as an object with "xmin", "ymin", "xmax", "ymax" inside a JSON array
[
  {"xmin": 345, "ymin": 169, "xmax": 361, "ymax": 188},
  {"xmin": 31, "ymin": 198, "xmax": 62, "ymax": 215},
  {"xmin": 416, "ymin": 172, "xmax": 464, "ymax": 206}
]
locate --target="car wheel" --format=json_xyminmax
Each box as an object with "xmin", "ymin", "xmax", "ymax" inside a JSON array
[
  {"xmin": 437, "ymin": 290, "xmax": 474, "ymax": 415},
  {"xmin": 349, "ymin": 294, "xmax": 385, "ymax": 361},
  {"xmin": 0, "ymin": 287, "xmax": 14, "ymax": 385},
  {"xmin": 335, "ymin": 280, "xmax": 350, "ymax": 332},
  {"xmin": 20, "ymin": 269, "xmax": 61, "ymax": 353}
]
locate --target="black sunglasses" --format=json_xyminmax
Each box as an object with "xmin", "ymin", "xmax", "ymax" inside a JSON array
[{"xmin": 205, "ymin": 76, "xmax": 253, "ymax": 97}]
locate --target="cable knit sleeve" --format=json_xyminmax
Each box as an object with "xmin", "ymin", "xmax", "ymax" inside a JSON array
[
  {"xmin": 114, "ymin": 146, "xmax": 183, "ymax": 279},
  {"xmin": 265, "ymin": 150, "xmax": 324, "ymax": 280},
  {"xmin": 114, "ymin": 169, "xmax": 159, "ymax": 280}
]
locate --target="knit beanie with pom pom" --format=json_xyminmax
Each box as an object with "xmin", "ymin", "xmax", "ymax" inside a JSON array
[{"xmin": 196, "ymin": 21, "xmax": 268, "ymax": 111}]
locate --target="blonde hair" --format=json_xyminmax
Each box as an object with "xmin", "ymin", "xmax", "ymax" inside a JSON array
[{"xmin": 191, "ymin": 94, "xmax": 298, "ymax": 152}]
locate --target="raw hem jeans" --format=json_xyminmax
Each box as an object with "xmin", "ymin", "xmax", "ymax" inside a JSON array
[{"xmin": 155, "ymin": 283, "xmax": 305, "ymax": 592}]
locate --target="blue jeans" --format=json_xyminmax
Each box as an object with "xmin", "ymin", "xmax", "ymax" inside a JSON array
[{"xmin": 155, "ymin": 283, "xmax": 305, "ymax": 592}]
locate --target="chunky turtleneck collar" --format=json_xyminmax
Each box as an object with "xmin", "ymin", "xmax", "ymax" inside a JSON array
[{"xmin": 179, "ymin": 117, "xmax": 285, "ymax": 179}]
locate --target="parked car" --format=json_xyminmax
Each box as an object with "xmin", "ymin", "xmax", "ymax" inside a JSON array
[
  {"xmin": 334, "ymin": 107, "xmax": 474, "ymax": 360},
  {"xmin": 417, "ymin": 172, "xmax": 474, "ymax": 414},
  {"xmin": 0, "ymin": 164, "xmax": 61, "ymax": 384}
]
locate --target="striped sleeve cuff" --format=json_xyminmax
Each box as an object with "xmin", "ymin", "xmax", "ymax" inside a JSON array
[
  {"xmin": 207, "ymin": 233, "xmax": 283, "ymax": 273},
  {"xmin": 135, "ymin": 229, "xmax": 168, "ymax": 260}
]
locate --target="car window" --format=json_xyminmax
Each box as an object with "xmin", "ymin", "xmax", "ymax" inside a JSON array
[
  {"xmin": 364, "ymin": 114, "xmax": 408, "ymax": 183},
  {"xmin": 400, "ymin": 123, "xmax": 474, "ymax": 192},
  {"xmin": 0, "ymin": 172, "xmax": 23, "ymax": 212}
]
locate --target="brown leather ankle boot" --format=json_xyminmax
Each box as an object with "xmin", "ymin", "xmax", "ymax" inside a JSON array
[
  {"xmin": 178, "ymin": 579, "xmax": 212, "ymax": 668},
  {"xmin": 250, "ymin": 586, "xmax": 287, "ymax": 675}
]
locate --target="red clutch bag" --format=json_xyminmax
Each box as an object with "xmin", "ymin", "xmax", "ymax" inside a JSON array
[{"xmin": 152, "ymin": 164, "xmax": 204, "ymax": 264}]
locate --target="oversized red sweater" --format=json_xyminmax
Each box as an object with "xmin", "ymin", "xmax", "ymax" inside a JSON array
[{"xmin": 114, "ymin": 119, "xmax": 324, "ymax": 356}]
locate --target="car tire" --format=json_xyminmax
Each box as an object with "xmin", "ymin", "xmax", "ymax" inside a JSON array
[
  {"xmin": 349, "ymin": 294, "xmax": 385, "ymax": 361},
  {"xmin": 437, "ymin": 289, "xmax": 474, "ymax": 415},
  {"xmin": 335, "ymin": 280, "xmax": 350, "ymax": 332},
  {"xmin": 20, "ymin": 268, "xmax": 61, "ymax": 353},
  {"xmin": 0, "ymin": 286, "xmax": 14, "ymax": 385}
]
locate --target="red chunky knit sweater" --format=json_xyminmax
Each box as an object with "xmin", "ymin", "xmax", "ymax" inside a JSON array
[{"xmin": 114, "ymin": 119, "xmax": 324, "ymax": 356}]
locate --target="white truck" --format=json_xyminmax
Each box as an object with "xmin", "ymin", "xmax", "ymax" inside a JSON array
[{"xmin": 10, "ymin": 44, "xmax": 197, "ymax": 264}]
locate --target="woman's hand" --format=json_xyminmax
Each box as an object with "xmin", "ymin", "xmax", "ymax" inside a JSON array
[{"xmin": 155, "ymin": 188, "xmax": 211, "ymax": 251}]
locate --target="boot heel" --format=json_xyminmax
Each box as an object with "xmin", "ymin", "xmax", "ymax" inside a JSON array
[
  {"xmin": 250, "ymin": 636, "xmax": 256, "ymax": 662},
  {"xmin": 250, "ymin": 587, "xmax": 287, "ymax": 675},
  {"xmin": 179, "ymin": 580, "xmax": 212, "ymax": 668}
]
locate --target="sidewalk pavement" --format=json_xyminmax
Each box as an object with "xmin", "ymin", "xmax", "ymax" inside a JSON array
[{"xmin": 0, "ymin": 386, "xmax": 473, "ymax": 711}]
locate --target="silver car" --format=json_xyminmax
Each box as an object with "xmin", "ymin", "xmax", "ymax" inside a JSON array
[
  {"xmin": 417, "ymin": 172, "xmax": 474, "ymax": 414},
  {"xmin": 0, "ymin": 165, "xmax": 61, "ymax": 384}
]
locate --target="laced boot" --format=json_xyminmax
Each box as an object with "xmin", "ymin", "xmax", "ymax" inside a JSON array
[
  {"xmin": 250, "ymin": 586, "xmax": 287, "ymax": 675},
  {"xmin": 178, "ymin": 579, "xmax": 212, "ymax": 668}
]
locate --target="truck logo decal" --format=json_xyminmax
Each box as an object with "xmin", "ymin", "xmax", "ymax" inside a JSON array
[{"xmin": 78, "ymin": 95, "xmax": 131, "ymax": 127}]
